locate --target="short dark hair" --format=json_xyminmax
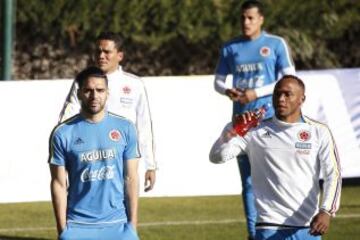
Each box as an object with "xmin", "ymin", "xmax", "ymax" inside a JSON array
[
  {"xmin": 75, "ymin": 66, "xmax": 108, "ymax": 88},
  {"xmin": 276, "ymin": 75, "xmax": 306, "ymax": 93},
  {"xmin": 241, "ymin": 0, "xmax": 264, "ymax": 16},
  {"xmin": 96, "ymin": 31, "xmax": 124, "ymax": 51}
]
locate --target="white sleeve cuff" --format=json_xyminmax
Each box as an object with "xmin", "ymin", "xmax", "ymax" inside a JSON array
[
  {"xmin": 280, "ymin": 66, "xmax": 296, "ymax": 77},
  {"xmin": 254, "ymin": 82, "xmax": 277, "ymax": 98},
  {"xmin": 214, "ymin": 75, "xmax": 228, "ymax": 95}
]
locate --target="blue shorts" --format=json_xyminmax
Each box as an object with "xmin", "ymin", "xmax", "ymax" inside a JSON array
[
  {"xmin": 255, "ymin": 228, "xmax": 321, "ymax": 240},
  {"xmin": 59, "ymin": 222, "xmax": 139, "ymax": 240}
]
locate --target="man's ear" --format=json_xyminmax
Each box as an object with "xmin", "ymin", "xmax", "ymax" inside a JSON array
[
  {"xmin": 301, "ymin": 95, "xmax": 306, "ymax": 103},
  {"xmin": 259, "ymin": 15, "xmax": 264, "ymax": 26},
  {"xmin": 77, "ymin": 89, "xmax": 81, "ymax": 100},
  {"xmin": 117, "ymin": 51, "xmax": 124, "ymax": 63}
]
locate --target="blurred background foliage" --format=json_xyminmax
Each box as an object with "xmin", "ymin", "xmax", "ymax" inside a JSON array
[{"xmin": 1, "ymin": 0, "xmax": 359, "ymax": 79}]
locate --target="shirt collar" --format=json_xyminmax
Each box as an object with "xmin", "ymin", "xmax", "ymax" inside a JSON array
[
  {"xmin": 272, "ymin": 114, "xmax": 305, "ymax": 127},
  {"xmin": 106, "ymin": 65, "xmax": 122, "ymax": 78}
]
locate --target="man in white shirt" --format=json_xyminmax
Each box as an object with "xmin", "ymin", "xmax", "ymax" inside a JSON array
[
  {"xmin": 59, "ymin": 32, "xmax": 157, "ymax": 191},
  {"xmin": 210, "ymin": 75, "xmax": 341, "ymax": 240}
]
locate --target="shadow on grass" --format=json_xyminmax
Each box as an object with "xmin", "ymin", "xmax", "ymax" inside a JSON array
[{"xmin": 0, "ymin": 236, "xmax": 50, "ymax": 240}]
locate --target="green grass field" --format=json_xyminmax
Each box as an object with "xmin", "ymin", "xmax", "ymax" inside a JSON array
[{"xmin": 0, "ymin": 185, "xmax": 359, "ymax": 240}]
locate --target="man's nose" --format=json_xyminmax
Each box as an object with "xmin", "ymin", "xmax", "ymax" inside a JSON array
[
  {"xmin": 89, "ymin": 90, "xmax": 97, "ymax": 98},
  {"xmin": 243, "ymin": 18, "xmax": 250, "ymax": 25},
  {"xmin": 278, "ymin": 94, "xmax": 286, "ymax": 101},
  {"xmin": 98, "ymin": 51, "xmax": 105, "ymax": 58}
]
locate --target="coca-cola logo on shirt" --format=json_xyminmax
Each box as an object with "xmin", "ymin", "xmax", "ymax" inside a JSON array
[{"xmin": 80, "ymin": 165, "xmax": 115, "ymax": 182}]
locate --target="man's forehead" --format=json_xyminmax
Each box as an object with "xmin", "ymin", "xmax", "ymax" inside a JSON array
[
  {"xmin": 83, "ymin": 77, "xmax": 107, "ymax": 86},
  {"xmin": 275, "ymin": 79, "xmax": 303, "ymax": 93},
  {"xmin": 97, "ymin": 40, "xmax": 116, "ymax": 49},
  {"xmin": 242, "ymin": 7, "xmax": 260, "ymax": 15}
]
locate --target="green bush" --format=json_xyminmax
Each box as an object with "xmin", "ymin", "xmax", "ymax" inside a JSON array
[{"xmin": 4, "ymin": 0, "xmax": 360, "ymax": 78}]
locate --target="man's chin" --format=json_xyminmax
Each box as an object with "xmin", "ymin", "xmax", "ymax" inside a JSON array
[
  {"xmin": 85, "ymin": 107, "xmax": 103, "ymax": 115},
  {"xmin": 243, "ymin": 30, "xmax": 252, "ymax": 37},
  {"xmin": 96, "ymin": 63, "xmax": 107, "ymax": 71},
  {"xmin": 275, "ymin": 111, "xmax": 287, "ymax": 118}
]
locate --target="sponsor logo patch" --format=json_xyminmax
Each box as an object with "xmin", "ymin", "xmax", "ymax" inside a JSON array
[
  {"xmin": 296, "ymin": 149, "xmax": 310, "ymax": 155},
  {"xmin": 235, "ymin": 63, "xmax": 262, "ymax": 73},
  {"xmin": 109, "ymin": 130, "xmax": 121, "ymax": 142},
  {"xmin": 295, "ymin": 142, "xmax": 312, "ymax": 149},
  {"xmin": 260, "ymin": 46, "xmax": 271, "ymax": 57},
  {"xmin": 120, "ymin": 97, "xmax": 133, "ymax": 106},
  {"xmin": 80, "ymin": 149, "xmax": 116, "ymax": 162},
  {"xmin": 80, "ymin": 165, "xmax": 115, "ymax": 182}
]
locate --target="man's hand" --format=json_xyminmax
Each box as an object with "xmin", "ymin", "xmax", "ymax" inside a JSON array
[
  {"xmin": 130, "ymin": 221, "xmax": 138, "ymax": 231},
  {"xmin": 225, "ymin": 88, "xmax": 243, "ymax": 101},
  {"xmin": 232, "ymin": 111, "xmax": 255, "ymax": 125},
  {"xmin": 232, "ymin": 111, "xmax": 260, "ymax": 136},
  {"xmin": 144, "ymin": 170, "xmax": 156, "ymax": 192},
  {"xmin": 310, "ymin": 211, "xmax": 331, "ymax": 236},
  {"xmin": 238, "ymin": 89, "xmax": 257, "ymax": 104}
]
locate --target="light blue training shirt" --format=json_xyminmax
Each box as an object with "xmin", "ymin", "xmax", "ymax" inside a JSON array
[
  {"xmin": 216, "ymin": 31, "xmax": 294, "ymax": 119},
  {"xmin": 49, "ymin": 112, "xmax": 140, "ymax": 226}
]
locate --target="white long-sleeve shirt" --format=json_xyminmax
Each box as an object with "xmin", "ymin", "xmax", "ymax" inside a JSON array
[
  {"xmin": 59, "ymin": 66, "xmax": 157, "ymax": 170},
  {"xmin": 210, "ymin": 116, "xmax": 341, "ymax": 228}
]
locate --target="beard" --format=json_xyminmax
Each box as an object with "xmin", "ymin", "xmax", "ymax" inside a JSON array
[{"xmin": 81, "ymin": 101, "xmax": 106, "ymax": 115}]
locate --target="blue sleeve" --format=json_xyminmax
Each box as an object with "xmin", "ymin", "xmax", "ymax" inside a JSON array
[
  {"xmin": 275, "ymin": 38, "xmax": 294, "ymax": 74},
  {"xmin": 215, "ymin": 46, "xmax": 231, "ymax": 76},
  {"xmin": 48, "ymin": 129, "xmax": 66, "ymax": 166},
  {"xmin": 124, "ymin": 122, "xmax": 141, "ymax": 161}
]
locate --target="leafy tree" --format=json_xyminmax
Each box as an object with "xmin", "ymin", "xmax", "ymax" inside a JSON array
[{"xmin": 8, "ymin": 0, "xmax": 360, "ymax": 79}]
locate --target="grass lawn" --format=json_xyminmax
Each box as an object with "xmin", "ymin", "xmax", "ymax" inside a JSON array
[{"xmin": 0, "ymin": 185, "xmax": 359, "ymax": 239}]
